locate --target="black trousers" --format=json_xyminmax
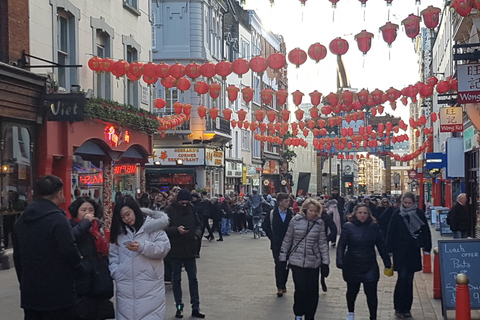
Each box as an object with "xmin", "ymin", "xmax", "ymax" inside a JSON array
[
  {"xmin": 272, "ymin": 247, "xmax": 289, "ymax": 290},
  {"xmin": 24, "ymin": 307, "xmax": 74, "ymax": 320},
  {"xmin": 291, "ymin": 265, "xmax": 319, "ymax": 320},
  {"xmin": 394, "ymin": 265, "xmax": 415, "ymax": 313},
  {"xmin": 346, "ymin": 281, "xmax": 378, "ymax": 320}
]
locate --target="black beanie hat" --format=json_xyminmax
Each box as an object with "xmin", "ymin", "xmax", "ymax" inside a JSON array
[{"xmin": 177, "ymin": 189, "xmax": 192, "ymax": 202}]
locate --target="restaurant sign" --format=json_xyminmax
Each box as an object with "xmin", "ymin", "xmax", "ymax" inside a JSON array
[{"xmin": 149, "ymin": 148, "xmax": 204, "ymax": 165}]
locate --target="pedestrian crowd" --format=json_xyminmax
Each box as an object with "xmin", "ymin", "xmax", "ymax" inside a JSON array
[{"xmin": 13, "ymin": 175, "xmax": 475, "ymax": 320}]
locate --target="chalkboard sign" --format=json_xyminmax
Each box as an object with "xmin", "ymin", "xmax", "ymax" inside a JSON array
[
  {"xmin": 439, "ymin": 210, "xmax": 453, "ymax": 235},
  {"xmin": 439, "ymin": 239, "xmax": 480, "ymax": 316}
]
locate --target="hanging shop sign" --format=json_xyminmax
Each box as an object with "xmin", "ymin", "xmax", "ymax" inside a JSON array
[
  {"xmin": 104, "ymin": 125, "xmax": 130, "ymax": 147},
  {"xmin": 407, "ymin": 170, "xmax": 418, "ymax": 179},
  {"xmin": 425, "ymin": 152, "xmax": 446, "ymax": 170},
  {"xmin": 78, "ymin": 172, "xmax": 104, "ymax": 186},
  {"xmin": 439, "ymin": 106, "xmax": 463, "ymax": 132},
  {"xmin": 457, "ymin": 63, "xmax": 480, "ymax": 103},
  {"xmin": 45, "ymin": 93, "xmax": 85, "ymax": 122},
  {"xmin": 205, "ymin": 148, "xmax": 223, "ymax": 166},
  {"xmin": 113, "ymin": 165, "xmax": 137, "ymax": 175},
  {"xmin": 149, "ymin": 148, "xmax": 204, "ymax": 166}
]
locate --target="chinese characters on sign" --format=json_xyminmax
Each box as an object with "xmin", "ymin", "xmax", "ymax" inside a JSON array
[
  {"xmin": 104, "ymin": 125, "xmax": 130, "ymax": 147},
  {"xmin": 458, "ymin": 63, "xmax": 480, "ymax": 103},
  {"xmin": 439, "ymin": 107, "xmax": 463, "ymax": 132}
]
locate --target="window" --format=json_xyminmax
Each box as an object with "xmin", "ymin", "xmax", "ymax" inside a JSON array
[
  {"xmin": 123, "ymin": 0, "xmax": 139, "ymax": 15},
  {"xmin": 253, "ymin": 76, "xmax": 261, "ymax": 104},
  {"xmin": 242, "ymin": 130, "xmax": 250, "ymax": 151},
  {"xmin": 57, "ymin": 12, "xmax": 75, "ymax": 89},
  {"xmin": 235, "ymin": 131, "xmax": 239, "ymax": 158},
  {"xmin": 126, "ymin": 46, "xmax": 138, "ymax": 107},
  {"xmin": 153, "ymin": 87, "xmax": 178, "ymax": 117},
  {"xmin": 253, "ymin": 129, "xmax": 261, "ymax": 158},
  {"xmin": 151, "ymin": 9, "xmax": 156, "ymax": 49},
  {"xmin": 241, "ymin": 39, "xmax": 250, "ymax": 60},
  {"xmin": 96, "ymin": 30, "xmax": 111, "ymax": 99}
]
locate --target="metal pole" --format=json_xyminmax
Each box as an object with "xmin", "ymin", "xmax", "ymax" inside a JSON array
[{"xmin": 328, "ymin": 155, "xmax": 332, "ymax": 195}]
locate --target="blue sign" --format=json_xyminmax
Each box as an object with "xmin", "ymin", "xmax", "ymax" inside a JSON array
[{"xmin": 425, "ymin": 152, "xmax": 447, "ymax": 170}]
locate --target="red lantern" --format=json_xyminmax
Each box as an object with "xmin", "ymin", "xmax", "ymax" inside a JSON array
[
  {"xmin": 307, "ymin": 43, "xmax": 328, "ymax": 64},
  {"xmin": 161, "ymin": 76, "xmax": 176, "ymax": 89},
  {"xmin": 295, "ymin": 109, "xmax": 305, "ymax": 121},
  {"xmin": 194, "ymin": 81, "xmax": 209, "ymax": 95},
  {"xmin": 329, "ymin": 38, "xmax": 349, "ymax": 55},
  {"xmin": 169, "ymin": 63, "xmax": 185, "ymax": 79},
  {"xmin": 267, "ymin": 53, "xmax": 287, "ymax": 70},
  {"xmin": 321, "ymin": 106, "xmax": 332, "ymax": 115},
  {"xmin": 209, "ymin": 107, "xmax": 219, "ymax": 120},
  {"xmin": 224, "ymin": 86, "xmax": 239, "ymax": 103},
  {"xmin": 185, "ymin": 62, "xmax": 202, "ymax": 80},
  {"xmin": 143, "ymin": 75, "xmax": 158, "ymax": 86},
  {"xmin": 200, "ymin": 62, "xmax": 216, "ymax": 78},
  {"xmin": 326, "ymin": 92, "xmax": 339, "ymax": 107},
  {"xmin": 243, "ymin": 121, "xmax": 250, "ymax": 130},
  {"xmin": 142, "ymin": 62, "xmax": 157, "ymax": 78},
  {"xmin": 173, "ymin": 102, "xmax": 183, "ymax": 115},
  {"xmin": 275, "ymin": 90, "xmax": 289, "ymax": 105},
  {"xmin": 250, "ymin": 122, "xmax": 259, "ymax": 132},
  {"xmin": 371, "ymin": 89, "xmax": 384, "ymax": 105},
  {"xmin": 209, "ymin": 83, "xmax": 222, "ymax": 100},
  {"xmin": 421, "ymin": 6, "xmax": 441, "ymax": 29},
  {"xmin": 112, "ymin": 60, "xmax": 129, "ymax": 78},
  {"xmin": 292, "ymin": 90, "xmax": 304, "ymax": 106},
  {"xmin": 197, "ymin": 105, "xmax": 207, "ymax": 118},
  {"xmin": 183, "ymin": 104, "xmax": 192, "ymax": 116},
  {"xmin": 309, "ymin": 90, "xmax": 322, "ymax": 106},
  {"xmin": 357, "ymin": 89, "xmax": 369, "ymax": 105},
  {"xmin": 436, "ymin": 80, "xmax": 451, "ymax": 93},
  {"xmin": 154, "ymin": 98, "xmax": 166, "ymax": 109},
  {"xmin": 232, "ymin": 58, "xmax": 250, "ymax": 78},
  {"xmin": 242, "ymin": 87, "xmax": 254, "ymax": 103},
  {"xmin": 354, "ymin": 30, "xmax": 374, "ymax": 54},
  {"xmin": 309, "ymin": 107, "xmax": 319, "ymax": 119},
  {"xmin": 281, "ymin": 109, "xmax": 290, "ymax": 122},
  {"xmin": 402, "ymin": 14, "xmax": 421, "ymax": 39},
  {"xmin": 288, "ymin": 48, "xmax": 307, "ymax": 68},
  {"xmin": 261, "ymin": 88, "xmax": 274, "ymax": 105},
  {"xmin": 237, "ymin": 109, "xmax": 247, "ymax": 122},
  {"xmin": 223, "ymin": 109, "xmax": 233, "ymax": 121},
  {"xmin": 450, "ymin": 78, "xmax": 458, "ymax": 91},
  {"xmin": 379, "ymin": 22, "xmax": 399, "ymax": 47},
  {"xmin": 155, "ymin": 63, "xmax": 170, "ymax": 78},
  {"xmin": 451, "ymin": 0, "xmax": 473, "ymax": 17},
  {"xmin": 231, "ymin": 120, "xmax": 238, "ymax": 128},
  {"xmin": 215, "ymin": 61, "xmax": 232, "ymax": 79},
  {"xmin": 255, "ymin": 109, "xmax": 266, "ymax": 122},
  {"xmin": 101, "ymin": 58, "xmax": 115, "ymax": 73},
  {"xmin": 250, "ymin": 56, "xmax": 268, "ymax": 74},
  {"xmin": 342, "ymin": 90, "xmax": 354, "ymax": 106},
  {"xmin": 88, "ymin": 56, "xmax": 103, "ymax": 72},
  {"xmin": 267, "ymin": 110, "xmax": 277, "ymax": 122},
  {"xmin": 307, "ymin": 120, "xmax": 316, "ymax": 130},
  {"xmin": 431, "ymin": 112, "xmax": 438, "ymax": 122},
  {"xmin": 176, "ymin": 77, "xmax": 191, "ymax": 93}
]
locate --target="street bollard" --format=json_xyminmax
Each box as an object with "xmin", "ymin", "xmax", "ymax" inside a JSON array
[
  {"xmin": 433, "ymin": 247, "xmax": 441, "ymax": 299},
  {"xmin": 423, "ymin": 250, "xmax": 432, "ymax": 273},
  {"xmin": 456, "ymin": 273, "xmax": 471, "ymax": 320}
]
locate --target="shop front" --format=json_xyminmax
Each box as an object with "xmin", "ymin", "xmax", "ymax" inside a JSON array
[
  {"xmin": 262, "ymin": 160, "xmax": 280, "ymax": 195},
  {"xmin": 225, "ymin": 160, "xmax": 243, "ymax": 195},
  {"xmin": 38, "ymin": 118, "xmax": 152, "ymax": 218},
  {"xmin": 146, "ymin": 146, "xmax": 224, "ymax": 196}
]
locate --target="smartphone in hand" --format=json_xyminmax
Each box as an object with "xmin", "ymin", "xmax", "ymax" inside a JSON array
[
  {"xmin": 123, "ymin": 241, "xmax": 132, "ymax": 247},
  {"xmin": 184, "ymin": 227, "xmax": 190, "ymax": 231}
]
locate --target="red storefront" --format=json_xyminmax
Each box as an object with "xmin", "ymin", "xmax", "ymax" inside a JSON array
[{"xmin": 37, "ymin": 117, "xmax": 152, "ymax": 224}]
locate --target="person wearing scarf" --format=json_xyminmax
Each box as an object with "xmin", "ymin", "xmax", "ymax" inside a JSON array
[
  {"xmin": 386, "ymin": 192, "xmax": 432, "ymax": 318},
  {"xmin": 69, "ymin": 197, "xmax": 114, "ymax": 320}
]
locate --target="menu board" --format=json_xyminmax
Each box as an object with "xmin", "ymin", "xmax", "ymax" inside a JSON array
[{"xmin": 439, "ymin": 239, "xmax": 480, "ymax": 314}]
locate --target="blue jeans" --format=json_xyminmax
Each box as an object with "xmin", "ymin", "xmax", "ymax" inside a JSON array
[
  {"xmin": 453, "ymin": 230, "xmax": 468, "ymax": 239},
  {"xmin": 171, "ymin": 258, "xmax": 200, "ymax": 310},
  {"xmin": 221, "ymin": 217, "xmax": 231, "ymax": 235},
  {"xmin": 394, "ymin": 265, "xmax": 415, "ymax": 313}
]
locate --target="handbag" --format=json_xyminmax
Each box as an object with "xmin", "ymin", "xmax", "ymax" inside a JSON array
[{"xmin": 384, "ymin": 264, "xmax": 394, "ymax": 277}]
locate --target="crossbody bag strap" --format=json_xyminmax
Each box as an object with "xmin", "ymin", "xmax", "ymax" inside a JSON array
[{"xmin": 287, "ymin": 220, "xmax": 317, "ymax": 256}]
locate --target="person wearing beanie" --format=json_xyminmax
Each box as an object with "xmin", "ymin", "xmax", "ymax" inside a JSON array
[{"xmin": 164, "ymin": 189, "xmax": 205, "ymax": 319}]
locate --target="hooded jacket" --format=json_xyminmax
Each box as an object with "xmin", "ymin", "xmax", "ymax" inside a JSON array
[
  {"xmin": 279, "ymin": 213, "xmax": 330, "ymax": 269},
  {"xmin": 109, "ymin": 209, "xmax": 170, "ymax": 320},
  {"xmin": 13, "ymin": 198, "xmax": 82, "ymax": 311}
]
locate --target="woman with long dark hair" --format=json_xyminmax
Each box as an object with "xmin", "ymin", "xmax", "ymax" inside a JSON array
[
  {"xmin": 69, "ymin": 197, "xmax": 114, "ymax": 320},
  {"xmin": 109, "ymin": 195, "xmax": 170, "ymax": 320},
  {"xmin": 336, "ymin": 203, "xmax": 391, "ymax": 320},
  {"xmin": 386, "ymin": 192, "xmax": 432, "ymax": 318}
]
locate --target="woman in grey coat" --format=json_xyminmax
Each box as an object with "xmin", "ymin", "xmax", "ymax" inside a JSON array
[{"xmin": 280, "ymin": 198, "xmax": 330, "ymax": 320}]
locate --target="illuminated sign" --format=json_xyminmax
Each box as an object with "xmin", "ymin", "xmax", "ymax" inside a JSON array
[
  {"xmin": 78, "ymin": 173, "xmax": 104, "ymax": 186},
  {"xmin": 114, "ymin": 165, "xmax": 137, "ymax": 175},
  {"xmin": 439, "ymin": 107, "xmax": 463, "ymax": 132},
  {"xmin": 104, "ymin": 126, "xmax": 130, "ymax": 147},
  {"xmin": 149, "ymin": 148, "xmax": 204, "ymax": 166}
]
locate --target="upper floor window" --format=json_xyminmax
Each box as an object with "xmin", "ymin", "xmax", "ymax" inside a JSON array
[
  {"xmin": 123, "ymin": 0, "xmax": 140, "ymax": 15},
  {"xmin": 154, "ymin": 87, "xmax": 178, "ymax": 117},
  {"xmin": 96, "ymin": 30, "xmax": 111, "ymax": 99},
  {"xmin": 126, "ymin": 46, "xmax": 138, "ymax": 107},
  {"xmin": 242, "ymin": 130, "xmax": 250, "ymax": 151},
  {"xmin": 57, "ymin": 11, "xmax": 75, "ymax": 89},
  {"xmin": 151, "ymin": 10, "xmax": 156, "ymax": 49}
]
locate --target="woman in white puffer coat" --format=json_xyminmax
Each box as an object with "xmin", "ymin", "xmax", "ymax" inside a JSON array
[{"xmin": 109, "ymin": 196, "xmax": 170, "ymax": 320}]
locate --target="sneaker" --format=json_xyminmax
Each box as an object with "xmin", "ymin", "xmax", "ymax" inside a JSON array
[
  {"xmin": 402, "ymin": 312, "xmax": 412, "ymax": 317},
  {"xmin": 346, "ymin": 312, "xmax": 354, "ymax": 320},
  {"xmin": 394, "ymin": 311, "xmax": 403, "ymax": 318},
  {"xmin": 295, "ymin": 316, "xmax": 302, "ymax": 320},
  {"xmin": 175, "ymin": 305, "xmax": 183, "ymax": 318},
  {"xmin": 191, "ymin": 309, "xmax": 205, "ymax": 318}
]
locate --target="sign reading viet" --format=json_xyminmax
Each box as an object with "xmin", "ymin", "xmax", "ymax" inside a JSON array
[
  {"xmin": 439, "ymin": 106, "xmax": 463, "ymax": 132},
  {"xmin": 149, "ymin": 148, "xmax": 204, "ymax": 165},
  {"xmin": 458, "ymin": 63, "xmax": 480, "ymax": 103}
]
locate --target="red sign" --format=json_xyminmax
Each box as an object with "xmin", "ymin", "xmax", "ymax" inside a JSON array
[
  {"xmin": 104, "ymin": 125, "xmax": 130, "ymax": 147},
  {"xmin": 439, "ymin": 107, "xmax": 463, "ymax": 132},
  {"xmin": 78, "ymin": 173, "xmax": 104, "ymax": 186},
  {"xmin": 114, "ymin": 165, "xmax": 137, "ymax": 175},
  {"xmin": 408, "ymin": 170, "xmax": 418, "ymax": 179}
]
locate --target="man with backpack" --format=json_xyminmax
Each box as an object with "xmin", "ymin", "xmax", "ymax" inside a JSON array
[{"xmin": 263, "ymin": 192, "xmax": 294, "ymax": 297}]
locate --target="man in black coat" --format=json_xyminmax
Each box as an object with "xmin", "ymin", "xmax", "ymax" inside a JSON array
[
  {"xmin": 447, "ymin": 193, "xmax": 470, "ymax": 238},
  {"xmin": 330, "ymin": 187, "xmax": 345, "ymax": 222},
  {"xmin": 263, "ymin": 192, "xmax": 293, "ymax": 297},
  {"xmin": 13, "ymin": 175, "xmax": 82, "ymax": 320}
]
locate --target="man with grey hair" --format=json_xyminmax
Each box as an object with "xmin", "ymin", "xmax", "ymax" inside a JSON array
[{"xmin": 447, "ymin": 193, "xmax": 470, "ymax": 238}]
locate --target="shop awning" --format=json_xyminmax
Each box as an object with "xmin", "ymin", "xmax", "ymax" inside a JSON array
[
  {"xmin": 145, "ymin": 167, "xmax": 195, "ymax": 174},
  {"xmin": 121, "ymin": 146, "xmax": 149, "ymax": 161},
  {"xmin": 74, "ymin": 141, "xmax": 108, "ymax": 157}
]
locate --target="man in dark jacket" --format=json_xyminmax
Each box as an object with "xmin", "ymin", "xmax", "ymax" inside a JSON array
[
  {"xmin": 331, "ymin": 187, "xmax": 345, "ymax": 222},
  {"xmin": 263, "ymin": 192, "xmax": 293, "ymax": 297},
  {"xmin": 13, "ymin": 175, "xmax": 82, "ymax": 320},
  {"xmin": 447, "ymin": 193, "xmax": 470, "ymax": 238},
  {"xmin": 165, "ymin": 189, "xmax": 205, "ymax": 319}
]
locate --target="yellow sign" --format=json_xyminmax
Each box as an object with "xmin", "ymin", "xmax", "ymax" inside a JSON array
[{"xmin": 242, "ymin": 166, "xmax": 247, "ymax": 185}]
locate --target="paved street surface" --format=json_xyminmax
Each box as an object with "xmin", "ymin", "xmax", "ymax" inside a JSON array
[{"xmin": 1, "ymin": 226, "xmax": 480, "ymax": 320}]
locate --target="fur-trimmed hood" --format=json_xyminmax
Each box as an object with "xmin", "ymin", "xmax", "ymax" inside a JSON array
[{"xmin": 141, "ymin": 208, "xmax": 169, "ymax": 234}]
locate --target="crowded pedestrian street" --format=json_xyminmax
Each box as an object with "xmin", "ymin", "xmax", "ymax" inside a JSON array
[{"xmin": 1, "ymin": 224, "xmax": 479, "ymax": 320}]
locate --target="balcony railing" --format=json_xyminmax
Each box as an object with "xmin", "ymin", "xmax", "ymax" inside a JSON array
[{"xmin": 205, "ymin": 115, "xmax": 231, "ymax": 136}]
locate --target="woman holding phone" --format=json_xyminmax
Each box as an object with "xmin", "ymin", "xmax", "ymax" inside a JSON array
[{"xmin": 109, "ymin": 196, "xmax": 171, "ymax": 320}]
